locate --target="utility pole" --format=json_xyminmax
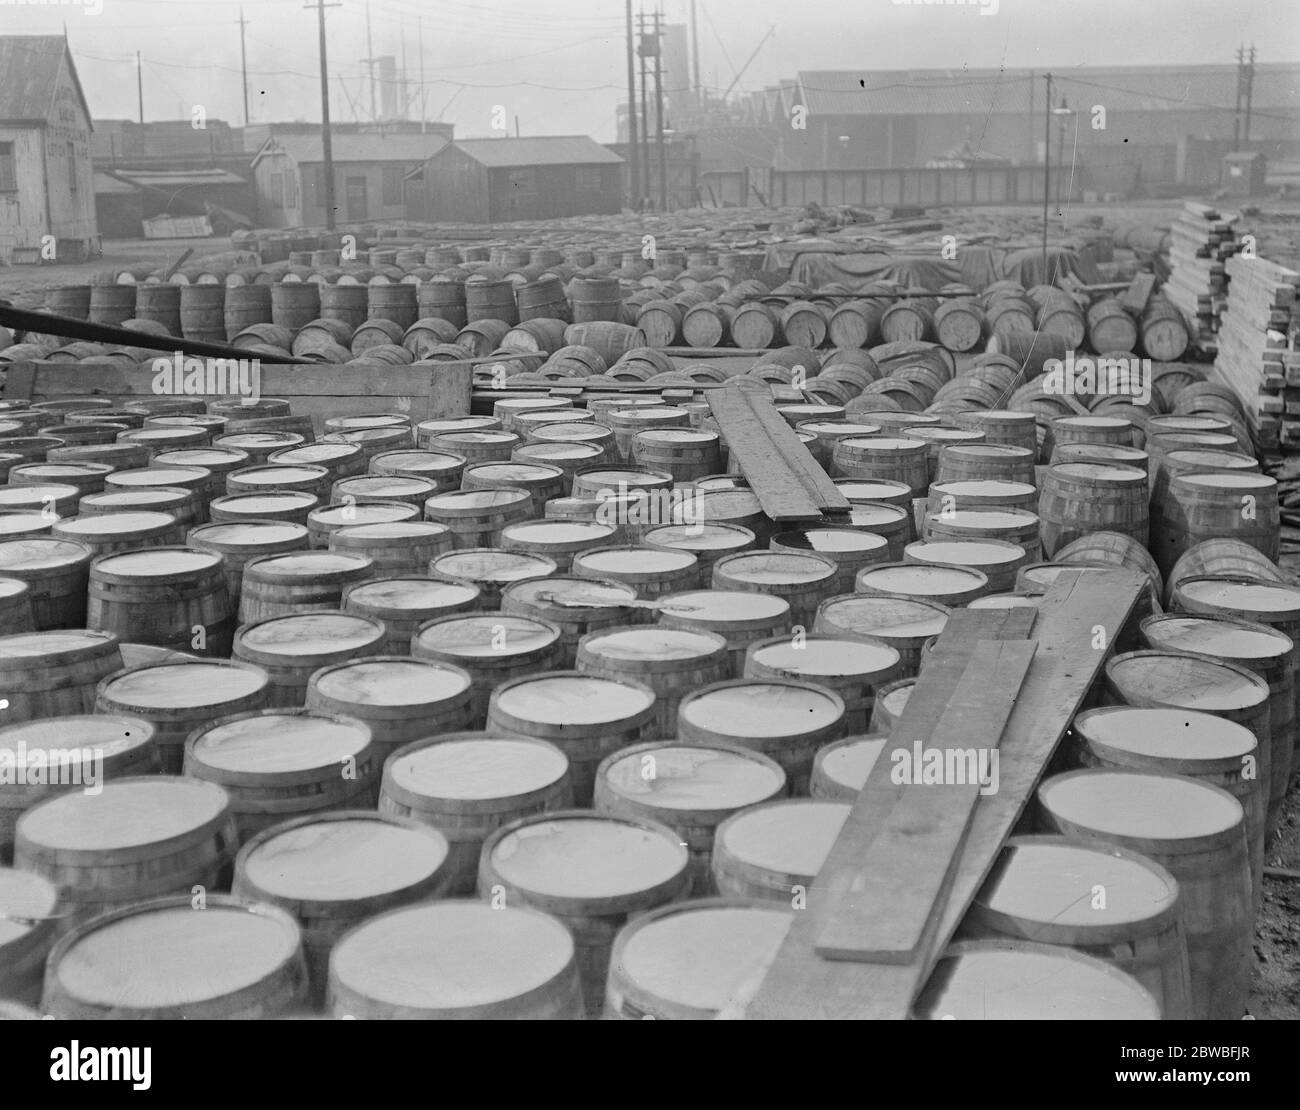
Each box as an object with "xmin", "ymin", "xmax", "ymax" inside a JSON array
[
  {"xmin": 690, "ymin": 0, "xmax": 701, "ymax": 106},
  {"xmin": 1042, "ymin": 73, "xmax": 1052, "ymax": 279},
  {"xmin": 418, "ymin": 16, "xmax": 426, "ymax": 133},
  {"xmin": 653, "ymin": 8, "xmax": 667, "ymax": 211},
  {"xmin": 1055, "ymin": 95, "xmax": 1067, "ymax": 217},
  {"xmin": 1243, "ymin": 44, "xmax": 1257, "ymax": 145},
  {"xmin": 136, "ymin": 52, "xmax": 145, "ymax": 155},
  {"xmin": 624, "ymin": 0, "xmax": 639, "ymax": 210},
  {"xmin": 638, "ymin": 10, "xmax": 652, "ymax": 205},
  {"xmin": 308, "ymin": 0, "xmax": 341, "ymax": 231},
  {"xmin": 237, "ymin": 8, "xmax": 251, "ymax": 127},
  {"xmin": 365, "ymin": 0, "xmax": 377, "ymax": 123}
]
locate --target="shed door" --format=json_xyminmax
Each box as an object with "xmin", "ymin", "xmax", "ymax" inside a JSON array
[{"xmin": 345, "ymin": 176, "xmax": 368, "ymax": 220}]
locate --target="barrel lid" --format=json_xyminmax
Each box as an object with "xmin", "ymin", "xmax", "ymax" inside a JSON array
[
  {"xmin": 816, "ymin": 594, "xmax": 949, "ymax": 640},
  {"xmin": 716, "ymin": 800, "xmax": 850, "ymax": 882},
  {"xmin": 386, "ymin": 735, "xmax": 568, "ymax": 806},
  {"xmin": 231, "ymin": 464, "xmax": 329, "ymax": 486},
  {"xmin": 85, "ymin": 487, "xmax": 193, "ymax": 509},
  {"xmin": 749, "ymin": 636, "xmax": 900, "ymax": 679},
  {"xmin": 309, "ymin": 501, "xmax": 416, "ymax": 527},
  {"xmin": 328, "ymin": 413, "xmax": 411, "ymax": 428},
  {"xmin": 943, "ymin": 443, "xmax": 1032, "ymax": 458},
  {"xmin": 425, "ymin": 488, "xmax": 531, "ymax": 516},
  {"xmin": 1054, "ymin": 415, "xmax": 1132, "ymax": 430},
  {"xmin": 120, "ymin": 426, "xmax": 205, "ymax": 442},
  {"xmin": 643, "ymin": 523, "xmax": 755, "ymax": 550},
  {"xmin": 333, "ymin": 521, "xmax": 448, "ymax": 543},
  {"xmin": 345, "ymin": 576, "xmax": 479, "ymax": 613},
  {"xmin": 504, "ymin": 575, "xmax": 636, "ymax": 611},
  {"xmin": 494, "ymin": 397, "xmax": 570, "ymax": 414},
  {"xmin": 834, "ymin": 479, "xmax": 912, "ymax": 502},
  {"xmin": 816, "ymin": 735, "xmax": 888, "ymax": 794},
  {"xmin": 1148, "ymin": 415, "xmax": 1228, "ymax": 432},
  {"xmin": 92, "ymin": 547, "xmax": 221, "ymax": 578},
  {"xmin": 335, "ymin": 475, "xmax": 436, "ymax": 497},
  {"xmin": 485, "ymin": 812, "xmax": 687, "ymax": 907},
  {"xmin": 1106, "ymin": 650, "xmax": 1268, "ymax": 712},
  {"xmin": 1038, "ymin": 769, "xmax": 1244, "ymax": 844},
  {"xmin": 56, "ymin": 511, "xmax": 175, "ymax": 536},
  {"xmin": 798, "ymin": 422, "xmax": 878, "ymax": 437},
  {"xmin": 929, "ymin": 480, "xmax": 1036, "ymax": 499},
  {"xmin": 613, "ymin": 901, "xmax": 793, "ymax": 1018},
  {"xmin": 247, "ymin": 551, "xmax": 373, "ymax": 582},
  {"xmin": 0, "ymin": 713, "xmax": 154, "ymax": 766},
  {"xmin": 877, "ymin": 678, "xmax": 914, "ymax": 719},
  {"xmin": 969, "ymin": 593, "xmax": 1040, "ymax": 609},
  {"xmin": 154, "ymin": 449, "xmax": 246, "ymax": 469},
  {"xmin": 841, "ymin": 435, "xmax": 924, "ymax": 452},
  {"xmin": 108, "ymin": 465, "xmax": 209, "ymax": 486},
  {"xmin": 715, "ymin": 551, "xmax": 837, "ymax": 585},
  {"xmin": 371, "ymin": 450, "xmax": 464, "ymax": 475},
  {"xmin": 100, "ymin": 660, "xmax": 268, "ymax": 709},
  {"xmin": 432, "ymin": 549, "xmax": 555, "ymax": 583},
  {"xmin": 606, "ymin": 406, "xmax": 689, "ymax": 423},
  {"xmin": 843, "ymin": 503, "xmax": 910, "ymax": 530},
  {"xmin": 13, "ymin": 462, "xmax": 112, "ymax": 479},
  {"xmin": 0, "ymin": 483, "xmax": 80, "ymax": 507},
  {"xmin": 905, "ymin": 426, "xmax": 982, "ymax": 442},
  {"xmin": 774, "ymin": 528, "xmax": 887, "ymax": 555},
  {"xmin": 215, "ymin": 490, "xmax": 317, "ymax": 511},
  {"xmin": 16, "ymin": 776, "xmax": 229, "ymax": 854},
  {"xmin": 494, "ymin": 673, "xmax": 654, "ymax": 724},
  {"xmin": 531, "ymin": 421, "xmax": 607, "ymax": 440},
  {"xmin": 970, "ymin": 835, "xmax": 1180, "ymax": 941},
  {"xmin": 0, "ymin": 538, "xmax": 90, "ymax": 569},
  {"xmin": 46, "ymin": 897, "xmax": 301, "ymax": 1011},
  {"xmin": 415, "ymin": 614, "xmax": 558, "ymax": 658},
  {"xmin": 516, "ymin": 441, "xmax": 603, "ymax": 462},
  {"xmin": 1176, "ymin": 576, "xmax": 1300, "ymax": 619},
  {"xmin": 1049, "ymin": 462, "xmax": 1145, "ymax": 485},
  {"xmin": 0, "ymin": 576, "xmax": 27, "ymax": 599},
  {"xmin": 188, "ymin": 710, "xmax": 372, "ymax": 778},
  {"xmin": 0, "ymin": 513, "xmax": 52, "ymax": 537},
  {"xmin": 635, "ymin": 427, "xmax": 717, "ymax": 444},
  {"xmin": 311, "ymin": 658, "xmax": 471, "ymax": 708},
  {"xmin": 269, "ymin": 442, "xmax": 361, "ymax": 465},
  {"xmin": 431, "ymin": 430, "xmax": 517, "ymax": 444},
  {"xmin": 328, "ymin": 901, "xmax": 574, "ymax": 1012},
  {"xmin": 682, "ymin": 681, "xmax": 843, "ymax": 739},
  {"xmin": 1178, "ymin": 470, "xmax": 1274, "ymax": 491},
  {"xmin": 236, "ymin": 612, "xmax": 383, "ymax": 656},
  {"xmin": 417, "ymin": 416, "xmax": 500, "ymax": 434},
  {"xmin": 237, "ymin": 813, "xmax": 448, "ymax": 906},
  {"xmin": 857, "ymin": 562, "xmax": 988, "ymax": 597},
  {"xmin": 575, "ymin": 466, "xmax": 670, "ymax": 488},
  {"xmin": 913, "ymin": 940, "xmax": 1160, "ymax": 1020},
  {"xmin": 906, "ymin": 539, "xmax": 1025, "ymax": 568},
  {"xmin": 464, "ymin": 463, "xmax": 561, "ymax": 484},
  {"xmin": 601, "ymin": 743, "xmax": 786, "ymax": 814},
  {"xmin": 502, "ymin": 520, "xmax": 617, "ymax": 545},
  {"xmin": 0, "ymin": 868, "xmax": 59, "ymax": 949},
  {"xmin": 1142, "ymin": 613, "xmax": 1291, "ymax": 660},
  {"xmin": 659, "ymin": 589, "xmax": 789, "ymax": 627},
  {"xmin": 1074, "ymin": 705, "xmax": 1256, "ymax": 765},
  {"xmin": 190, "ymin": 521, "xmax": 308, "ymax": 547},
  {"xmin": 0, "ymin": 628, "xmax": 117, "ymax": 664},
  {"xmin": 581, "ymin": 627, "xmax": 726, "ymax": 664},
  {"xmin": 926, "ymin": 507, "xmax": 1038, "ymax": 528},
  {"xmin": 689, "ymin": 489, "xmax": 763, "ymax": 517},
  {"xmin": 322, "ymin": 428, "xmax": 408, "ymax": 446}
]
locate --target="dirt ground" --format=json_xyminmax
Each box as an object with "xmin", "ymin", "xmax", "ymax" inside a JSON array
[{"xmin": 2, "ymin": 200, "xmax": 1299, "ymax": 1018}]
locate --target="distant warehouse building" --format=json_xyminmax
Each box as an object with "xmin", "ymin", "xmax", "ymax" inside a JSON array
[
  {"xmin": 406, "ymin": 136, "xmax": 624, "ymax": 223},
  {"xmin": 250, "ymin": 131, "xmax": 449, "ymax": 227},
  {"xmin": 0, "ymin": 35, "xmax": 97, "ymax": 263}
]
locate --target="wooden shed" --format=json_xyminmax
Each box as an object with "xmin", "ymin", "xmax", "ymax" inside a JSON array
[
  {"xmin": 407, "ymin": 136, "xmax": 624, "ymax": 223},
  {"xmin": 0, "ymin": 35, "xmax": 98, "ymax": 263}
]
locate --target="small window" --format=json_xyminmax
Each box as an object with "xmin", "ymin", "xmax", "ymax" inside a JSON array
[
  {"xmin": 0, "ymin": 143, "xmax": 16, "ymax": 192},
  {"xmin": 270, "ymin": 171, "xmax": 284, "ymax": 208},
  {"xmin": 575, "ymin": 167, "xmax": 602, "ymax": 191},
  {"xmin": 382, "ymin": 166, "xmax": 402, "ymax": 206}
]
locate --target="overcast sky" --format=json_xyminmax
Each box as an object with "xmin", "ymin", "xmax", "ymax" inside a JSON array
[{"xmin": 8, "ymin": 0, "xmax": 1298, "ymax": 140}]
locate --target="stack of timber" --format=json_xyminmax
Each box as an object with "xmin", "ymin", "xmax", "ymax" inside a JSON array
[
  {"xmin": 1212, "ymin": 253, "xmax": 1300, "ymax": 451},
  {"xmin": 1163, "ymin": 201, "xmax": 1241, "ymax": 350}
]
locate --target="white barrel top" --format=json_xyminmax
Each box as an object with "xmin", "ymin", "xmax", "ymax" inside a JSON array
[
  {"xmin": 749, "ymin": 638, "xmax": 900, "ymax": 680},
  {"xmin": 1039, "ymin": 770, "xmax": 1244, "ymax": 842},
  {"xmin": 312, "ymin": 659, "xmax": 471, "ymax": 707},
  {"xmin": 1177, "ymin": 577, "xmax": 1300, "ymax": 618},
  {"xmin": 877, "ymin": 680, "xmax": 915, "ymax": 721},
  {"xmin": 504, "ymin": 576, "xmax": 635, "ymax": 610},
  {"xmin": 1074, "ymin": 706, "xmax": 1256, "ymax": 763},
  {"xmin": 424, "ymin": 488, "xmax": 531, "ymax": 515},
  {"xmin": 191, "ymin": 521, "xmax": 308, "ymax": 547},
  {"xmin": 0, "ymin": 538, "xmax": 88, "ymax": 569},
  {"xmin": 583, "ymin": 627, "xmax": 723, "ymax": 663},
  {"xmin": 816, "ymin": 736, "xmax": 888, "ymax": 794},
  {"xmin": 857, "ymin": 563, "xmax": 987, "ymax": 595},
  {"xmin": 643, "ymin": 523, "xmax": 754, "ymax": 551},
  {"xmin": 1107, "ymin": 652, "xmax": 1267, "ymax": 712},
  {"xmin": 601, "ymin": 744, "xmax": 785, "ymax": 812},
  {"xmin": 659, "ymin": 590, "xmax": 790, "ymax": 626},
  {"xmin": 415, "ymin": 615, "xmax": 558, "ymax": 658},
  {"xmin": 432, "ymin": 550, "xmax": 555, "ymax": 582},
  {"xmin": 386, "ymin": 736, "xmax": 568, "ymax": 804},
  {"xmin": 345, "ymin": 577, "xmax": 478, "ymax": 612},
  {"xmin": 309, "ymin": 502, "xmax": 415, "ymax": 527},
  {"xmin": 717, "ymin": 800, "xmax": 851, "ymax": 880},
  {"xmin": 189, "ymin": 712, "xmax": 371, "ymax": 774},
  {"xmin": 1143, "ymin": 614, "xmax": 1290, "ymax": 660},
  {"xmin": 716, "ymin": 552, "xmax": 836, "ymax": 584},
  {"xmin": 906, "ymin": 540, "xmax": 1024, "ymax": 570},
  {"xmin": 100, "ymin": 660, "xmax": 266, "ymax": 708},
  {"xmin": 575, "ymin": 547, "xmax": 697, "ymax": 576},
  {"xmin": 0, "ymin": 868, "xmax": 59, "ymax": 949},
  {"xmin": 55, "ymin": 512, "xmax": 176, "ymax": 537},
  {"xmin": 0, "ymin": 714, "xmax": 153, "ymax": 762},
  {"xmin": 93, "ymin": 548, "xmax": 221, "ymax": 578},
  {"xmin": 238, "ymin": 613, "xmax": 383, "ymax": 655},
  {"xmin": 233, "ymin": 465, "xmax": 328, "ymax": 486},
  {"xmin": 817, "ymin": 595, "xmax": 948, "ymax": 639},
  {"xmin": 495, "ymin": 674, "xmax": 654, "ymax": 725},
  {"xmin": 502, "ymin": 520, "xmax": 618, "ymax": 545},
  {"xmin": 0, "ymin": 628, "xmax": 116, "ymax": 661}
]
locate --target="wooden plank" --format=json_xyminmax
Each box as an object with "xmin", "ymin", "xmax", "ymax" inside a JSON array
[
  {"xmin": 740, "ymin": 568, "xmax": 1145, "ymax": 1020},
  {"xmin": 707, "ymin": 375, "xmax": 849, "ymax": 522},
  {"xmin": 1120, "ymin": 272, "xmax": 1156, "ymax": 315},
  {"xmin": 813, "ymin": 638, "xmax": 1036, "ymax": 962}
]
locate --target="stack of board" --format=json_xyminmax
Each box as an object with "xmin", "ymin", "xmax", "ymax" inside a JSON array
[
  {"xmin": 1163, "ymin": 201, "xmax": 1242, "ymax": 350},
  {"xmin": 1213, "ymin": 253, "xmax": 1300, "ymax": 451}
]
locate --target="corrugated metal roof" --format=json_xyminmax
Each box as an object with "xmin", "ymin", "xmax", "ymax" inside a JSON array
[
  {"xmin": 252, "ymin": 132, "xmax": 448, "ymax": 167},
  {"xmin": 0, "ymin": 36, "xmax": 92, "ymax": 127},
  {"xmin": 446, "ymin": 136, "xmax": 625, "ymax": 168},
  {"xmin": 94, "ymin": 171, "xmax": 139, "ymax": 196},
  {"xmin": 111, "ymin": 169, "xmax": 247, "ymax": 188},
  {"xmin": 795, "ymin": 65, "xmax": 1300, "ymax": 118}
]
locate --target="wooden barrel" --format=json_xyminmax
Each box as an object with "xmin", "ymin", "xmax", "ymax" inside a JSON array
[
  {"xmin": 1166, "ymin": 541, "xmax": 1283, "ymax": 603},
  {"xmin": 227, "ymin": 462, "xmax": 332, "ymax": 500},
  {"xmin": 958, "ymin": 832, "xmax": 1191, "ymax": 1019},
  {"xmin": 179, "ymin": 284, "xmax": 227, "ymax": 343},
  {"xmin": 499, "ymin": 576, "xmax": 638, "ymax": 667},
  {"xmin": 223, "ymin": 285, "xmax": 272, "ymax": 339},
  {"xmin": 498, "ymin": 520, "xmax": 620, "ymax": 573},
  {"xmin": 905, "ymin": 538, "xmax": 1027, "ymax": 595},
  {"xmin": 632, "ymin": 428, "xmax": 722, "ymax": 482},
  {"xmin": 1038, "ymin": 463, "xmax": 1148, "ymax": 557},
  {"xmin": 809, "ymin": 734, "xmax": 888, "ymax": 800},
  {"xmin": 42, "ymin": 894, "xmax": 306, "ymax": 1019},
  {"xmin": 184, "ymin": 708, "xmax": 378, "ymax": 839},
  {"xmin": 464, "ymin": 280, "xmax": 518, "ymax": 325},
  {"xmin": 872, "ymin": 676, "xmax": 915, "ymax": 731},
  {"xmin": 86, "ymin": 547, "xmax": 233, "ymax": 656},
  {"xmin": 1073, "ymin": 703, "xmax": 1266, "ymax": 913},
  {"xmin": 428, "ymin": 548, "xmax": 556, "ymax": 610},
  {"xmin": 331, "ymin": 474, "xmax": 437, "ymax": 511},
  {"xmin": 1055, "ymin": 530, "xmax": 1163, "ymax": 598},
  {"xmin": 423, "ymin": 487, "xmax": 533, "ymax": 549},
  {"xmin": 461, "ymin": 462, "xmax": 564, "ymax": 517},
  {"xmin": 411, "ymin": 613, "xmax": 562, "ymax": 726},
  {"xmin": 934, "ymin": 443, "xmax": 1036, "ymax": 487},
  {"xmin": 1151, "ymin": 471, "xmax": 1279, "ymax": 578},
  {"xmin": 187, "ymin": 519, "xmax": 309, "ymax": 603},
  {"xmin": 0, "ymin": 537, "xmax": 93, "ymax": 629},
  {"xmin": 0, "ymin": 868, "xmax": 64, "ymax": 1004},
  {"xmin": 209, "ymin": 490, "xmax": 319, "ymax": 528},
  {"xmin": 562, "ymin": 323, "xmax": 646, "ymax": 367},
  {"xmin": 269, "ymin": 441, "xmax": 365, "ymax": 481},
  {"xmin": 570, "ymin": 544, "xmax": 700, "ymax": 600},
  {"xmin": 341, "ymin": 575, "xmax": 479, "ymax": 655},
  {"xmin": 855, "ymin": 561, "xmax": 989, "ymax": 607},
  {"xmin": 51, "ymin": 510, "xmax": 183, "ymax": 557},
  {"xmin": 816, "ymin": 592, "xmax": 948, "ymax": 676},
  {"xmin": 0, "ymin": 512, "xmax": 53, "ymax": 542},
  {"xmin": 1052, "ymin": 442, "xmax": 1150, "ymax": 473},
  {"xmin": 478, "ymin": 810, "xmax": 690, "ymax": 1015},
  {"xmin": 711, "ymin": 550, "xmax": 839, "ymax": 630},
  {"xmin": 1050, "ymin": 415, "xmax": 1136, "ymax": 457},
  {"xmin": 426, "ymin": 430, "xmax": 519, "ymax": 465},
  {"xmin": 271, "ymin": 283, "xmax": 320, "ymax": 331},
  {"xmin": 15, "ymin": 775, "xmax": 237, "ymax": 924},
  {"xmin": 744, "ymin": 632, "xmax": 901, "ymax": 735},
  {"xmin": 570, "ymin": 277, "xmax": 623, "ymax": 323},
  {"xmin": 232, "ymin": 611, "xmax": 386, "ymax": 708},
  {"xmin": 238, "ymin": 550, "xmax": 374, "ymax": 623},
  {"xmin": 415, "ymin": 283, "xmax": 467, "ymax": 329},
  {"xmin": 915, "ymin": 936, "xmax": 1160, "ymax": 1019},
  {"xmin": 215, "ymin": 431, "xmax": 307, "ymax": 467},
  {"xmin": 0, "ymin": 629, "xmax": 123, "ymax": 723},
  {"xmin": 1085, "ymin": 298, "xmax": 1139, "ymax": 353},
  {"xmin": 833, "ymin": 436, "xmax": 929, "ymax": 497},
  {"xmin": 233, "ymin": 811, "xmax": 450, "ymax": 1004},
  {"xmin": 932, "ymin": 298, "xmax": 986, "ymax": 352},
  {"xmin": 0, "ymin": 577, "xmax": 34, "ymax": 632},
  {"xmin": 327, "ymin": 899, "xmax": 583, "ymax": 1020},
  {"xmin": 641, "ymin": 522, "xmax": 755, "ymax": 581},
  {"xmin": 711, "ymin": 798, "xmax": 851, "ymax": 904},
  {"xmin": 657, "ymin": 589, "xmax": 792, "ymax": 675},
  {"xmin": 300, "ymin": 656, "xmax": 473, "ymax": 757},
  {"xmin": 87, "ymin": 285, "xmax": 136, "ymax": 327},
  {"xmin": 486, "ymin": 672, "xmax": 657, "ymax": 805},
  {"xmin": 769, "ymin": 528, "xmax": 889, "ymax": 594},
  {"xmin": 1036, "ymin": 769, "xmax": 1251, "ymax": 1020},
  {"xmin": 678, "ymin": 678, "xmax": 845, "ymax": 795},
  {"xmin": 379, "ymin": 732, "xmax": 571, "ymax": 895},
  {"xmin": 367, "ymin": 284, "xmax": 418, "ymax": 331}
]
